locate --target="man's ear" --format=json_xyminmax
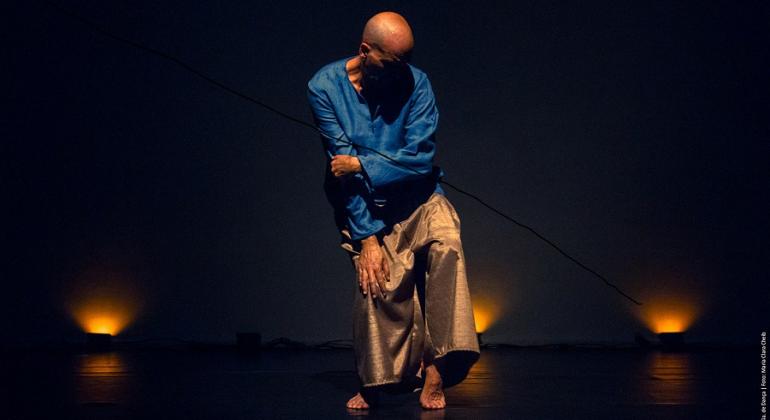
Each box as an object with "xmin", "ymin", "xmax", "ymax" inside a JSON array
[{"xmin": 359, "ymin": 42, "xmax": 371, "ymax": 58}]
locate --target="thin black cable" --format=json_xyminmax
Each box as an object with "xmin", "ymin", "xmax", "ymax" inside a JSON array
[
  {"xmin": 438, "ymin": 182, "xmax": 643, "ymax": 305},
  {"xmin": 42, "ymin": 1, "xmax": 642, "ymax": 306}
]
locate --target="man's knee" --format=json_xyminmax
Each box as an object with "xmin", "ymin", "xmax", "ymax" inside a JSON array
[{"xmin": 428, "ymin": 235, "xmax": 463, "ymax": 260}]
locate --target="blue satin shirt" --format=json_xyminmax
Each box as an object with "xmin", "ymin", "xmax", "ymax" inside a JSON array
[{"xmin": 307, "ymin": 56, "xmax": 445, "ymax": 241}]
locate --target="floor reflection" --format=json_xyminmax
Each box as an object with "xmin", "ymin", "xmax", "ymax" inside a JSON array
[
  {"xmin": 72, "ymin": 351, "xmax": 134, "ymax": 405},
  {"xmin": 1, "ymin": 346, "xmax": 751, "ymax": 418},
  {"xmin": 641, "ymin": 351, "xmax": 698, "ymax": 405},
  {"xmin": 447, "ymin": 350, "xmax": 498, "ymax": 407},
  {"xmin": 419, "ymin": 408, "xmax": 447, "ymax": 419}
]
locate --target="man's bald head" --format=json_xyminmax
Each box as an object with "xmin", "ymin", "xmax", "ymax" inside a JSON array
[{"xmin": 361, "ymin": 12, "xmax": 414, "ymax": 60}]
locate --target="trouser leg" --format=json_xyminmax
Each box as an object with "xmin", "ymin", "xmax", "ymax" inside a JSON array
[
  {"xmin": 412, "ymin": 195, "xmax": 481, "ymax": 388},
  {"xmin": 340, "ymin": 192, "xmax": 480, "ymax": 390},
  {"xmin": 347, "ymin": 240, "xmax": 425, "ymax": 390}
]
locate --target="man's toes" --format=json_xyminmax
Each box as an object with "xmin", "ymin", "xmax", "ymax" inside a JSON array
[
  {"xmin": 349, "ymin": 400, "xmax": 368, "ymax": 409},
  {"xmin": 346, "ymin": 394, "xmax": 369, "ymax": 409},
  {"xmin": 420, "ymin": 392, "xmax": 445, "ymax": 409}
]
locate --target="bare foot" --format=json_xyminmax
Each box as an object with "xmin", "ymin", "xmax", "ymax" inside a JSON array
[
  {"xmin": 346, "ymin": 392, "xmax": 369, "ymax": 409},
  {"xmin": 419, "ymin": 363, "xmax": 446, "ymax": 409},
  {"xmin": 347, "ymin": 388, "xmax": 380, "ymax": 410}
]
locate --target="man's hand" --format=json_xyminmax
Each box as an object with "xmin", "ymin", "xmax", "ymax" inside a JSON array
[
  {"xmin": 331, "ymin": 155, "xmax": 362, "ymax": 177},
  {"xmin": 357, "ymin": 235, "xmax": 390, "ymax": 300}
]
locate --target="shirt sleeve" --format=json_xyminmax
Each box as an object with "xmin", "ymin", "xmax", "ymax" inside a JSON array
[
  {"xmin": 307, "ymin": 79, "xmax": 385, "ymax": 241},
  {"xmin": 356, "ymin": 75, "xmax": 440, "ymax": 189}
]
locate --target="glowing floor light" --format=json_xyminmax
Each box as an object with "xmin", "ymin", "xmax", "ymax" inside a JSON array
[
  {"xmin": 83, "ymin": 315, "xmax": 122, "ymax": 335},
  {"xmin": 638, "ymin": 303, "xmax": 700, "ymax": 334},
  {"xmin": 64, "ymin": 264, "xmax": 144, "ymax": 343},
  {"xmin": 472, "ymin": 295, "xmax": 503, "ymax": 347},
  {"xmin": 72, "ymin": 305, "xmax": 134, "ymax": 351},
  {"xmin": 633, "ymin": 291, "xmax": 703, "ymax": 350},
  {"xmin": 70, "ymin": 302, "xmax": 137, "ymax": 336}
]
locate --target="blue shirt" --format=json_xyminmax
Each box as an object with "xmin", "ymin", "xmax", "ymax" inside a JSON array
[{"xmin": 307, "ymin": 56, "xmax": 445, "ymax": 241}]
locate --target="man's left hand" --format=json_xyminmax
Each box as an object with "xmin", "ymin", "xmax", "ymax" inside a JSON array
[{"xmin": 331, "ymin": 155, "xmax": 362, "ymax": 177}]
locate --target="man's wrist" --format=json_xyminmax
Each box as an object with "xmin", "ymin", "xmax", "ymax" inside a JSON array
[{"xmin": 361, "ymin": 235, "xmax": 379, "ymax": 248}]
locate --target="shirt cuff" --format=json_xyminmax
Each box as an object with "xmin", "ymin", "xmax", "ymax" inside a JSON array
[
  {"xmin": 356, "ymin": 154, "xmax": 385, "ymax": 189},
  {"xmin": 349, "ymin": 219, "xmax": 386, "ymax": 241}
]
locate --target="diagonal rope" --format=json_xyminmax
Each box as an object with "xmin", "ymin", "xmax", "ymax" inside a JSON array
[{"xmin": 41, "ymin": 0, "xmax": 642, "ymax": 305}]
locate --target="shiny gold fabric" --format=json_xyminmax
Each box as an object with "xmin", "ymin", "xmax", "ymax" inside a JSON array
[{"xmin": 340, "ymin": 192, "xmax": 481, "ymax": 391}]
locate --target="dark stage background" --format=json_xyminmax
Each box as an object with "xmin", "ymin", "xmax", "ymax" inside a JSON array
[{"xmin": 4, "ymin": 1, "xmax": 768, "ymax": 347}]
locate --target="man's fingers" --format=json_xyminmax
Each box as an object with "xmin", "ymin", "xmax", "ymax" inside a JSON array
[
  {"xmin": 331, "ymin": 160, "xmax": 341, "ymax": 175},
  {"xmin": 360, "ymin": 268, "xmax": 369, "ymax": 296},
  {"xmin": 367, "ymin": 267, "xmax": 380, "ymax": 299},
  {"xmin": 331, "ymin": 156, "xmax": 354, "ymax": 176},
  {"xmin": 367, "ymin": 268, "xmax": 382, "ymax": 299},
  {"xmin": 375, "ymin": 269, "xmax": 387, "ymax": 299},
  {"xmin": 382, "ymin": 259, "xmax": 390, "ymax": 282},
  {"xmin": 357, "ymin": 267, "xmax": 364, "ymax": 292},
  {"xmin": 331, "ymin": 163, "xmax": 346, "ymax": 177}
]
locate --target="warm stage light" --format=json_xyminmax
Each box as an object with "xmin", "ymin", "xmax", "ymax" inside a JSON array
[
  {"xmin": 633, "ymin": 293, "xmax": 702, "ymax": 334},
  {"xmin": 472, "ymin": 295, "xmax": 503, "ymax": 334},
  {"xmin": 644, "ymin": 306, "xmax": 698, "ymax": 334},
  {"xmin": 70, "ymin": 300, "xmax": 138, "ymax": 336},
  {"xmin": 82, "ymin": 313, "xmax": 125, "ymax": 335},
  {"xmin": 64, "ymin": 264, "xmax": 143, "ymax": 336},
  {"xmin": 653, "ymin": 316, "xmax": 689, "ymax": 334}
]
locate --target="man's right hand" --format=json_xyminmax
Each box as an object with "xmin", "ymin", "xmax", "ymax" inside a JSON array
[{"xmin": 357, "ymin": 235, "xmax": 390, "ymax": 300}]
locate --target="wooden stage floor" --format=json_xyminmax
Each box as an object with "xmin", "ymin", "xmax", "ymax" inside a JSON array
[{"xmin": 1, "ymin": 344, "xmax": 754, "ymax": 419}]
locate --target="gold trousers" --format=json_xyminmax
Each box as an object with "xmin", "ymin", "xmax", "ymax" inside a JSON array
[{"xmin": 341, "ymin": 192, "xmax": 481, "ymax": 391}]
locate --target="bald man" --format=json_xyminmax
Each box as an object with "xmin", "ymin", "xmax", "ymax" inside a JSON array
[{"xmin": 307, "ymin": 12, "xmax": 480, "ymax": 410}]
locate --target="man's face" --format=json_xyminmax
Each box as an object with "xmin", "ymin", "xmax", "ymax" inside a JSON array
[{"xmin": 361, "ymin": 43, "xmax": 411, "ymax": 90}]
